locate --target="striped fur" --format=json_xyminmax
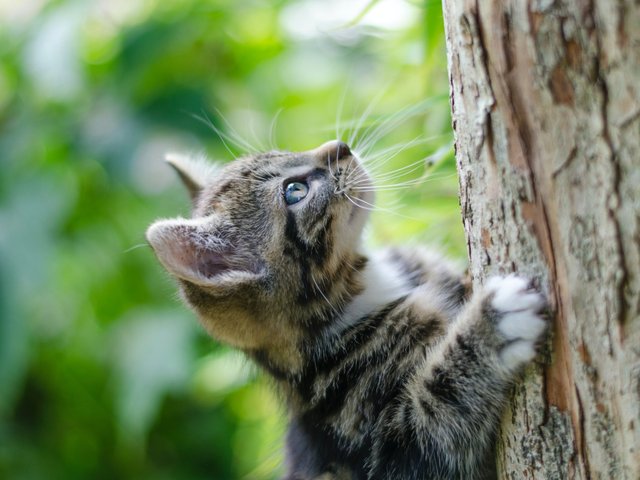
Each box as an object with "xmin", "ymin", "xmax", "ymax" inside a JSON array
[{"xmin": 146, "ymin": 140, "xmax": 547, "ymax": 479}]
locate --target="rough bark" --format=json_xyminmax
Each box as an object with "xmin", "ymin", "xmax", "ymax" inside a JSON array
[{"xmin": 442, "ymin": 1, "xmax": 640, "ymax": 478}]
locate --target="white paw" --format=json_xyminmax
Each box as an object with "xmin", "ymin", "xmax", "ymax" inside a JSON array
[
  {"xmin": 500, "ymin": 340, "xmax": 537, "ymax": 367},
  {"xmin": 485, "ymin": 275, "xmax": 547, "ymax": 370}
]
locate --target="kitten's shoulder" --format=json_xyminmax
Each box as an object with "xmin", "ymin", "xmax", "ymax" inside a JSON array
[
  {"xmin": 334, "ymin": 247, "xmax": 464, "ymax": 338},
  {"xmin": 383, "ymin": 245, "xmax": 467, "ymax": 290},
  {"xmin": 376, "ymin": 246, "xmax": 470, "ymax": 319}
]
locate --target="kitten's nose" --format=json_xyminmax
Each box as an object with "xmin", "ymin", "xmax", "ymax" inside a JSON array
[{"xmin": 314, "ymin": 140, "xmax": 352, "ymax": 163}]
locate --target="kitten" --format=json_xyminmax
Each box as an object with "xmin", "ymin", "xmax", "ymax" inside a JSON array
[{"xmin": 146, "ymin": 140, "xmax": 547, "ymax": 480}]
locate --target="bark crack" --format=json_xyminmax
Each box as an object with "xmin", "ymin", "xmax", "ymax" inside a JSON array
[
  {"xmin": 575, "ymin": 386, "xmax": 593, "ymax": 480},
  {"xmin": 589, "ymin": 9, "xmax": 629, "ymax": 334},
  {"xmin": 552, "ymin": 146, "xmax": 578, "ymax": 179}
]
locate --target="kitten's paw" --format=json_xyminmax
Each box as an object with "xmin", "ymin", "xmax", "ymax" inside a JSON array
[{"xmin": 485, "ymin": 275, "xmax": 547, "ymax": 370}]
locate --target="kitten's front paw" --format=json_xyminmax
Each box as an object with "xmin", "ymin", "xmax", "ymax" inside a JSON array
[{"xmin": 485, "ymin": 275, "xmax": 547, "ymax": 371}]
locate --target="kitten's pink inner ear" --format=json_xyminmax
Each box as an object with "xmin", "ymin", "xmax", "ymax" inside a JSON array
[
  {"xmin": 194, "ymin": 253, "xmax": 231, "ymax": 278},
  {"xmin": 146, "ymin": 218, "xmax": 251, "ymax": 286}
]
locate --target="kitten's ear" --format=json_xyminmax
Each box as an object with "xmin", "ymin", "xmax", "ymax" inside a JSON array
[
  {"xmin": 165, "ymin": 153, "xmax": 218, "ymax": 201},
  {"xmin": 146, "ymin": 216, "xmax": 264, "ymax": 289}
]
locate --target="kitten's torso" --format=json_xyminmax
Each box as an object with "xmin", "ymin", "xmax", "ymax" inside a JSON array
[
  {"xmin": 281, "ymin": 248, "xmax": 468, "ymax": 480},
  {"xmin": 147, "ymin": 140, "xmax": 547, "ymax": 480}
]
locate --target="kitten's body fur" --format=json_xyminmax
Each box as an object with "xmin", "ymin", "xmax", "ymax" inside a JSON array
[{"xmin": 147, "ymin": 140, "xmax": 546, "ymax": 479}]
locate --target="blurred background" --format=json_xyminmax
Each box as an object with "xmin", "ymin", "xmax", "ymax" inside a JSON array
[{"xmin": 0, "ymin": 0, "xmax": 463, "ymax": 478}]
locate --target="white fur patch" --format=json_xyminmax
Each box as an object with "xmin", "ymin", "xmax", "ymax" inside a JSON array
[
  {"xmin": 485, "ymin": 275, "xmax": 546, "ymax": 371},
  {"xmin": 331, "ymin": 251, "xmax": 412, "ymax": 335}
]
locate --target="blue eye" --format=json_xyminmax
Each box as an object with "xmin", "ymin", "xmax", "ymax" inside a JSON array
[{"xmin": 284, "ymin": 182, "xmax": 309, "ymax": 205}]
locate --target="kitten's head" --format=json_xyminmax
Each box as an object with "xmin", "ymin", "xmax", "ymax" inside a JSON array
[{"xmin": 147, "ymin": 140, "xmax": 372, "ymax": 366}]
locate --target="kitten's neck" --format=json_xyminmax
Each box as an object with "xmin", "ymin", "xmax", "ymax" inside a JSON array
[
  {"xmin": 249, "ymin": 250, "xmax": 412, "ymax": 390},
  {"xmin": 318, "ymin": 250, "xmax": 412, "ymax": 341}
]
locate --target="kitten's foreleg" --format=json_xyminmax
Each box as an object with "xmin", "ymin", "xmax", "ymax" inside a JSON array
[{"xmin": 370, "ymin": 275, "xmax": 547, "ymax": 479}]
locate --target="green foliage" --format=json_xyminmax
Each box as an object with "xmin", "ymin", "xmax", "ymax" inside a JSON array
[{"xmin": 0, "ymin": 0, "xmax": 463, "ymax": 478}]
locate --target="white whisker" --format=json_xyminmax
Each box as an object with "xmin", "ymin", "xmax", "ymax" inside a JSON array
[
  {"xmin": 247, "ymin": 113, "xmax": 268, "ymax": 152},
  {"xmin": 193, "ymin": 111, "xmax": 242, "ymax": 159},
  {"xmin": 349, "ymin": 163, "xmax": 424, "ymax": 188},
  {"xmin": 312, "ymin": 276, "xmax": 340, "ymax": 317},
  {"xmin": 124, "ymin": 243, "xmax": 150, "ymax": 253},
  {"xmin": 354, "ymin": 97, "xmax": 444, "ymax": 157},
  {"xmin": 269, "ymin": 108, "xmax": 283, "ymax": 150},
  {"xmin": 345, "ymin": 171, "xmax": 370, "ymax": 187},
  {"xmin": 368, "ymin": 163, "xmax": 425, "ymax": 183},
  {"xmin": 352, "ymin": 173, "xmax": 456, "ymax": 192},
  {"xmin": 361, "ymin": 159, "xmax": 437, "ymax": 185},
  {"xmin": 360, "ymin": 134, "xmax": 448, "ymax": 173},
  {"xmin": 327, "ymin": 152, "xmax": 337, "ymax": 183},
  {"xmin": 347, "ymin": 88, "xmax": 387, "ymax": 148},
  {"xmin": 352, "ymin": 150, "xmax": 427, "ymax": 184},
  {"xmin": 344, "ymin": 193, "xmax": 424, "ymax": 221},
  {"xmin": 213, "ymin": 108, "xmax": 263, "ymax": 154},
  {"xmin": 335, "ymin": 81, "xmax": 352, "ymax": 143}
]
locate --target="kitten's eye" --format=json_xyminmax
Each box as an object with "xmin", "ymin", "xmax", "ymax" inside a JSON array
[{"xmin": 284, "ymin": 182, "xmax": 309, "ymax": 205}]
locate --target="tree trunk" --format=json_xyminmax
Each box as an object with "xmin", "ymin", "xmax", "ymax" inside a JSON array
[{"xmin": 441, "ymin": 1, "xmax": 640, "ymax": 478}]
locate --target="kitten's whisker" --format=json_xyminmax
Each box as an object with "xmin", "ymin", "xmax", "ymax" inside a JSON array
[
  {"xmin": 335, "ymin": 81, "xmax": 351, "ymax": 143},
  {"xmin": 269, "ymin": 109, "xmax": 283, "ymax": 150},
  {"xmin": 346, "ymin": 147, "xmax": 359, "ymax": 180},
  {"xmin": 378, "ymin": 170, "xmax": 454, "ymax": 185},
  {"xmin": 344, "ymin": 193, "xmax": 401, "ymax": 215},
  {"xmin": 192, "ymin": 112, "xmax": 240, "ymax": 159},
  {"xmin": 352, "ymin": 174, "xmax": 455, "ymax": 192},
  {"xmin": 345, "ymin": 192, "xmax": 406, "ymax": 212},
  {"xmin": 343, "ymin": 194, "xmax": 377, "ymax": 212},
  {"xmin": 363, "ymin": 162, "xmax": 429, "ymax": 185},
  {"xmin": 369, "ymin": 164, "xmax": 425, "ymax": 183},
  {"xmin": 123, "ymin": 243, "xmax": 149, "ymax": 253},
  {"xmin": 343, "ymin": 257, "xmax": 361, "ymax": 273},
  {"xmin": 213, "ymin": 108, "xmax": 262, "ymax": 154},
  {"xmin": 345, "ymin": 193, "xmax": 423, "ymax": 221},
  {"xmin": 354, "ymin": 98, "xmax": 442, "ymax": 157},
  {"xmin": 345, "ymin": 151, "xmax": 390, "ymax": 184},
  {"xmin": 359, "ymin": 134, "xmax": 441, "ymax": 173},
  {"xmin": 327, "ymin": 152, "xmax": 337, "ymax": 182},
  {"xmin": 367, "ymin": 99, "xmax": 440, "ymax": 148},
  {"xmin": 351, "ymin": 152, "xmax": 425, "ymax": 184},
  {"xmin": 354, "ymin": 111, "xmax": 411, "ymax": 156},
  {"xmin": 351, "ymin": 142, "xmax": 453, "ymax": 189},
  {"xmin": 352, "ymin": 185, "xmax": 418, "ymax": 193},
  {"xmin": 365, "ymin": 137, "xmax": 428, "ymax": 170},
  {"xmin": 312, "ymin": 276, "xmax": 340, "ymax": 317},
  {"xmin": 247, "ymin": 114, "xmax": 268, "ymax": 152},
  {"xmin": 350, "ymin": 131, "xmax": 423, "ymax": 183},
  {"xmin": 369, "ymin": 143, "xmax": 454, "ymax": 181},
  {"xmin": 348, "ymin": 87, "xmax": 387, "ymax": 148},
  {"xmin": 349, "ymin": 81, "xmax": 403, "ymax": 151},
  {"xmin": 344, "ymin": 171, "xmax": 370, "ymax": 188}
]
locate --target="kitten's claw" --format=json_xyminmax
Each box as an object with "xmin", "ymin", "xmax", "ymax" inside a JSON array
[{"xmin": 485, "ymin": 275, "xmax": 547, "ymax": 370}]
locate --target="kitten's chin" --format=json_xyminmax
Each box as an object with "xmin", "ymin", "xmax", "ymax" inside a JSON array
[
  {"xmin": 344, "ymin": 189, "xmax": 374, "ymax": 253},
  {"xmin": 348, "ymin": 189, "xmax": 374, "ymax": 222}
]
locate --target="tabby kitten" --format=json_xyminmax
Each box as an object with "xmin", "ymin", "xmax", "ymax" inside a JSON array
[{"xmin": 146, "ymin": 140, "xmax": 547, "ymax": 480}]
